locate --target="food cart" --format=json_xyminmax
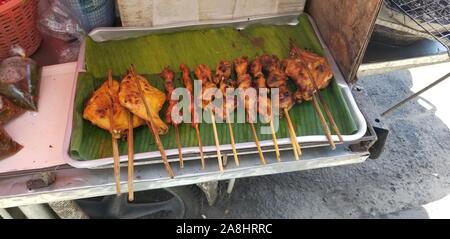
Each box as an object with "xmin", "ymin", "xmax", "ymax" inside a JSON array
[{"xmin": 0, "ymin": 0, "xmax": 411, "ymax": 219}]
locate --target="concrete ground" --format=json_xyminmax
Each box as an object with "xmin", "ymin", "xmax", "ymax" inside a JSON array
[{"xmin": 200, "ymin": 62, "xmax": 450, "ymax": 219}]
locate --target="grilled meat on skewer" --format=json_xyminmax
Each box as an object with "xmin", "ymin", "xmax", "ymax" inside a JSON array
[
  {"xmin": 180, "ymin": 64, "xmax": 206, "ymax": 168},
  {"xmin": 161, "ymin": 66, "xmax": 184, "ymax": 167},
  {"xmin": 261, "ymin": 55, "xmax": 295, "ymax": 112},
  {"xmin": 216, "ymin": 61, "xmax": 236, "ymax": 120},
  {"xmin": 161, "ymin": 66, "xmax": 180, "ymax": 126},
  {"xmin": 118, "ymin": 71, "xmax": 169, "ymax": 135},
  {"xmin": 250, "ymin": 57, "xmax": 272, "ymax": 123},
  {"xmin": 284, "ymin": 44, "xmax": 333, "ymax": 102},
  {"xmin": 84, "ymin": 77, "xmax": 144, "ymax": 137},
  {"xmin": 234, "ymin": 56, "xmax": 257, "ymax": 122}
]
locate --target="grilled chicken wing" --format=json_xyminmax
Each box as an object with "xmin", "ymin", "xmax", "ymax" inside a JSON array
[
  {"xmin": 284, "ymin": 44, "xmax": 334, "ymax": 102},
  {"xmin": 118, "ymin": 72, "xmax": 169, "ymax": 135},
  {"xmin": 83, "ymin": 79, "xmax": 144, "ymax": 137}
]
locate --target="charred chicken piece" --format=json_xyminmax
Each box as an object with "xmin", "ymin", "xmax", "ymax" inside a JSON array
[
  {"xmin": 84, "ymin": 78, "xmax": 144, "ymax": 137},
  {"xmin": 214, "ymin": 60, "xmax": 234, "ymax": 86},
  {"xmin": 235, "ymin": 57, "xmax": 257, "ymax": 122},
  {"xmin": 118, "ymin": 72, "xmax": 169, "ymax": 135},
  {"xmin": 180, "ymin": 64, "xmax": 197, "ymax": 128},
  {"xmin": 250, "ymin": 57, "xmax": 272, "ymax": 123},
  {"xmin": 261, "ymin": 55, "xmax": 295, "ymax": 111},
  {"xmin": 195, "ymin": 64, "xmax": 219, "ymax": 110},
  {"xmin": 260, "ymin": 54, "xmax": 281, "ymax": 75},
  {"xmin": 161, "ymin": 66, "xmax": 180, "ymax": 126},
  {"xmin": 284, "ymin": 44, "xmax": 334, "ymax": 102},
  {"xmin": 216, "ymin": 61, "xmax": 236, "ymax": 119}
]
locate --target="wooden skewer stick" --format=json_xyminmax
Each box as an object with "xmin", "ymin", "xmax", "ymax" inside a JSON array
[
  {"xmin": 270, "ymin": 120, "xmax": 281, "ymax": 162},
  {"xmin": 194, "ymin": 125, "xmax": 206, "ymax": 169},
  {"xmin": 209, "ymin": 109, "xmax": 224, "ymax": 173},
  {"xmin": 312, "ymin": 96, "xmax": 336, "ymax": 150},
  {"xmin": 283, "ymin": 108, "xmax": 302, "ymax": 159},
  {"xmin": 249, "ymin": 121, "xmax": 267, "ymax": 165},
  {"xmin": 106, "ymin": 70, "xmax": 121, "ymax": 196},
  {"xmin": 127, "ymin": 112, "xmax": 134, "ymax": 201},
  {"xmin": 130, "ymin": 66, "xmax": 174, "ymax": 178},
  {"xmin": 174, "ymin": 125, "xmax": 184, "ymax": 168},
  {"xmin": 226, "ymin": 114, "xmax": 240, "ymax": 167},
  {"xmin": 111, "ymin": 136, "xmax": 121, "ymax": 195},
  {"xmin": 300, "ymin": 61, "xmax": 343, "ymax": 143}
]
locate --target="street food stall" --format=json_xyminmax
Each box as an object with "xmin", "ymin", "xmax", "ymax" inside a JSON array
[{"xmin": 0, "ymin": 0, "xmax": 386, "ymax": 218}]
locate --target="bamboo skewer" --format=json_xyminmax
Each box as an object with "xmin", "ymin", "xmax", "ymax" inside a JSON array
[
  {"xmin": 174, "ymin": 125, "xmax": 184, "ymax": 168},
  {"xmin": 284, "ymin": 108, "xmax": 302, "ymax": 159},
  {"xmin": 209, "ymin": 109, "xmax": 224, "ymax": 173},
  {"xmin": 226, "ymin": 114, "xmax": 240, "ymax": 167},
  {"xmin": 111, "ymin": 136, "xmax": 121, "ymax": 195},
  {"xmin": 127, "ymin": 112, "xmax": 134, "ymax": 201},
  {"xmin": 270, "ymin": 120, "xmax": 281, "ymax": 162},
  {"xmin": 106, "ymin": 70, "xmax": 121, "ymax": 195},
  {"xmin": 312, "ymin": 96, "xmax": 336, "ymax": 150},
  {"xmin": 130, "ymin": 66, "xmax": 174, "ymax": 178},
  {"xmin": 194, "ymin": 125, "xmax": 206, "ymax": 169},
  {"xmin": 249, "ymin": 121, "xmax": 267, "ymax": 165}
]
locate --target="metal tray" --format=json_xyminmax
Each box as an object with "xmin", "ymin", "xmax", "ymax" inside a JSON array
[{"xmin": 62, "ymin": 14, "xmax": 368, "ymax": 169}]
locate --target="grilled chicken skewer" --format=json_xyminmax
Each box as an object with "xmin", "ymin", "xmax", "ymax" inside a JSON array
[
  {"xmin": 251, "ymin": 57, "xmax": 281, "ymax": 162},
  {"xmin": 261, "ymin": 55, "xmax": 302, "ymax": 159},
  {"xmin": 83, "ymin": 70, "xmax": 144, "ymax": 197},
  {"xmin": 161, "ymin": 66, "xmax": 184, "ymax": 168},
  {"xmin": 215, "ymin": 61, "xmax": 240, "ymax": 167},
  {"xmin": 284, "ymin": 43, "xmax": 342, "ymax": 149},
  {"xmin": 180, "ymin": 64, "xmax": 206, "ymax": 169},
  {"xmin": 288, "ymin": 42, "xmax": 343, "ymax": 143},
  {"xmin": 235, "ymin": 57, "xmax": 266, "ymax": 165},
  {"xmin": 119, "ymin": 65, "xmax": 175, "ymax": 178},
  {"xmin": 195, "ymin": 64, "xmax": 224, "ymax": 173}
]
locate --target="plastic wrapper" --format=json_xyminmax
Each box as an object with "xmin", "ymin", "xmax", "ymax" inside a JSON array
[
  {"xmin": 0, "ymin": 96, "xmax": 24, "ymax": 126},
  {"xmin": 0, "ymin": 47, "xmax": 41, "ymax": 111},
  {"xmin": 0, "ymin": 128, "xmax": 22, "ymax": 161},
  {"xmin": 38, "ymin": 0, "xmax": 86, "ymax": 42}
]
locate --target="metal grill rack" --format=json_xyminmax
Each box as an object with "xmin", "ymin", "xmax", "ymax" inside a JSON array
[{"xmin": 386, "ymin": 0, "xmax": 450, "ymax": 51}]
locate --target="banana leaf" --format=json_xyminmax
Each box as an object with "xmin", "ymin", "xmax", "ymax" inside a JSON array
[{"xmin": 69, "ymin": 14, "xmax": 358, "ymax": 161}]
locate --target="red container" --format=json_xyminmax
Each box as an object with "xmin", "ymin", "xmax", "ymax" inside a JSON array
[{"xmin": 0, "ymin": 0, "xmax": 41, "ymax": 61}]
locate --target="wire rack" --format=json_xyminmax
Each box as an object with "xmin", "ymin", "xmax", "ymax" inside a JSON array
[{"xmin": 386, "ymin": 0, "xmax": 450, "ymax": 50}]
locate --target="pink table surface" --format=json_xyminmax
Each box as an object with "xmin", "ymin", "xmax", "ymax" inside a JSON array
[{"xmin": 0, "ymin": 62, "xmax": 77, "ymax": 174}]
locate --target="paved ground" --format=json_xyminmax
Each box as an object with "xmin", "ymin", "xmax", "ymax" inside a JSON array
[{"xmin": 200, "ymin": 62, "xmax": 450, "ymax": 219}]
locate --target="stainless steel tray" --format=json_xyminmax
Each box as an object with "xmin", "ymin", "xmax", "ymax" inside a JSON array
[{"xmin": 62, "ymin": 14, "xmax": 368, "ymax": 169}]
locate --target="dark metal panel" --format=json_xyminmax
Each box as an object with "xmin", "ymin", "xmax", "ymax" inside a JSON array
[{"xmin": 307, "ymin": 0, "xmax": 383, "ymax": 83}]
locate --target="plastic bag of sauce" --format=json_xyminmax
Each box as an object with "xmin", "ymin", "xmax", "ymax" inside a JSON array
[
  {"xmin": 0, "ymin": 96, "xmax": 24, "ymax": 126},
  {"xmin": 0, "ymin": 47, "xmax": 41, "ymax": 111},
  {"xmin": 0, "ymin": 128, "xmax": 22, "ymax": 161}
]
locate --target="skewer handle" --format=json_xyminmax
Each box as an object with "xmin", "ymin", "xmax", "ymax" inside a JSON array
[
  {"xmin": 226, "ymin": 115, "xmax": 240, "ymax": 167},
  {"xmin": 209, "ymin": 109, "xmax": 224, "ymax": 173},
  {"xmin": 127, "ymin": 112, "xmax": 134, "ymax": 201},
  {"xmin": 174, "ymin": 125, "xmax": 184, "ymax": 168},
  {"xmin": 315, "ymin": 91, "xmax": 344, "ymax": 143},
  {"xmin": 111, "ymin": 137, "xmax": 121, "ymax": 196},
  {"xmin": 270, "ymin": 120, "xmax": 281, "ymax": 162},
  {"xmin": 194, "ymin": 125, "xmax": 206, "ymax": 169},
  {"xmin": 312, "ymin": 96, "xmax": 336, "ymax": 150},
  {"xmin": 250, "ymin": 122, "xmax": 267, "ymax": 165},
  {"xmin": 284, "ymin": 108, "xmax": 302, "ymax": 159},
  {"xmin": 146, "ymin": 122, "xmax": 175, "ymax": 178}
]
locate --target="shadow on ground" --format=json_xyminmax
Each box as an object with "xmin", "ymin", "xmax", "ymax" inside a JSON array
[{"xmin": 200, "ymin": 69, "xmax": 450, "ymax": 219}]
